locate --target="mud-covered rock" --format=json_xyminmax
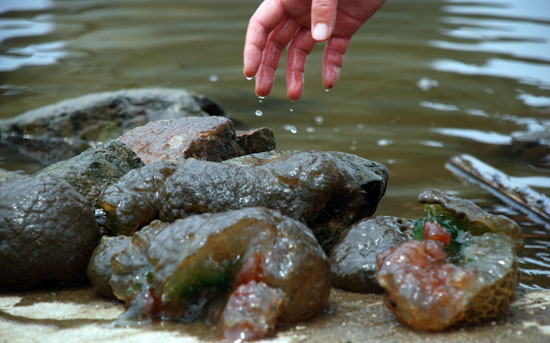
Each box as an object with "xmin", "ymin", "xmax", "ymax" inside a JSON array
[
  {"xmin": 329, "ymin": 216, "xmax": 410, "ymax": 293},
  {"xmin": 160, "ymin": 150, "xmax": 388, "ymax": 252},
  {"xmin": 36, "ymin": 140, "xmax": 144, "ymax": 207},
  {"xmin": 98, "ymin": 161, "xmax": 177, "ymax": 236},
  {"xmin": 117, "ymin": 117, "xmax": 244, "ymax": 164},
  {"xmin": 0, "ymin": 88, "xmax": 225, "ymax": 165},
  {"xmin": 235, "ymin": 128, "xmax": 276, "ymax": 155},
  {"xmin": 0, "ymin": 175, "xmax": 98, "ymax": 290},
  {"xmin": 110, "ymin": 207, "xmax": 331, "ymax": 341},
  {"xmin": 376, "ymin": 189, "xmax": 520, "ymax": 331}
]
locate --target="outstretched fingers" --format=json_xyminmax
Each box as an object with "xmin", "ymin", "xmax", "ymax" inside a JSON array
[
  {"xmin": 286, "ymin": 28, "xmax": 316, "ymax": 101},
  {"xmin": 255, "ymin": 19, "xmax": 300, "ymax": 97},
  {"xmin": 322, "ymin": 36, "xmax": 350, "ymax": 90},
  {"xmin": 243, "ymin": 0, "xmax": 286, "ymax": 78},
  {"xmin": 311, "ymin": 0, "xmax": 338, "ymax": 41}
]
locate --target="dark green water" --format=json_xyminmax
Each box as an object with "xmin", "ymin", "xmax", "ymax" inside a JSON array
[{"xmin": 1, "ymin": 0, "xmax": 549, "ymax": 288}]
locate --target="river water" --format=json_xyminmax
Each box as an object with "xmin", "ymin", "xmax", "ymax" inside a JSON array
[{"xmin": 1, "ymin": 0, "xmax": 549, "ymax": 289}]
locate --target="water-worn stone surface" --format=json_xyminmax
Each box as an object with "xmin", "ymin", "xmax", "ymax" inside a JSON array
[
  {"xmin": 0, "ymin": 167, "xmax": 26, "ymax": 183},
  {"xmin": 109, "ymin": 207, "xmax": 331, "ymax": 341},
  {"xmin": 117, "ymin": 117, "xmax": 244, "ymax": 164},
  {"xmin": 0, "ymin": 175, "xmax": 98, "ymax": 290},
  {"xmin": 0, "ymin": 88, "xmax": 225, "ymax": 165},
  {"xmin": 36, "ymin": 140, "xmax": 144, "ymax": 207},
  {"xmin": 329, "ymin": 216, "xmax": 410, "ymax": 293},
  {"xmin": 160, "ymin": 151, "xmax": 388, "ymax": 252}
]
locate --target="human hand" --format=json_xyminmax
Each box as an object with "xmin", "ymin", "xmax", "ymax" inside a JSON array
[{"xmin": 243, "ymin": 0, "xmax": 386, "ymax": 100}]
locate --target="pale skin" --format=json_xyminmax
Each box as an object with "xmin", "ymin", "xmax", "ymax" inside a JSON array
[{"xmin": 243, "ymin": 0, "xmax": 386, "ymax": 100}]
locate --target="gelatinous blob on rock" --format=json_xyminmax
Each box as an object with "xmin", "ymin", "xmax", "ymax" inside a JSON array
[
  {"xmin": 418, "ymin": 188, "xmax": 523, "ymax": 251},
  {"xmin": 376, "ymin": 189, "xmax": 519, "ymax": 331},
  {"xmin": 110, "ymin": 207, "xmax": 331, "ymax": 341},
  {"xmin": 0, "ymin": 175, "xmax": 98, "ymax": 290},
  {"xmin": 87, "ymin": 235, "xmax": 131, "ymax": 297}
]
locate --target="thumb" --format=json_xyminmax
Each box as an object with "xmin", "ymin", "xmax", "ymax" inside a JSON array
[{"xmin": 311, "ymin": 0, "xmax": 338, "ymax": 42}]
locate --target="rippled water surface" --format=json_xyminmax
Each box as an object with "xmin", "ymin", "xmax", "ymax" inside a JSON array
[{"xmin": 1, "ymin": 0, "xmax": 549, "ymax": 288}]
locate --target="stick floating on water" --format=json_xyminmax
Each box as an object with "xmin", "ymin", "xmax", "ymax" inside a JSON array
[{"xmin": 445, "ymin": 154, "xmax": 550, "ymax": 227}]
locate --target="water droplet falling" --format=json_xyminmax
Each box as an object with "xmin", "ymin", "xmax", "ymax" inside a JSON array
[
  {"xmin": 255, "ymin": 110, "xmax": 263, "ymax": 117},
  {"xmin": 284, "ymin": 125, "xmax": 297, "ymax": 134}
]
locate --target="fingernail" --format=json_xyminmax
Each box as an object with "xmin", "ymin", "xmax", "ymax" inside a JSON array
[{"xmin": 312, "ymin": 23, "xmax": 328, "ymax": 41}]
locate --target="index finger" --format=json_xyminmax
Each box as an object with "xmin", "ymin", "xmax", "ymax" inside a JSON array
[{"xmin": 243, "ymin": 0, "xmax": 287, "ymax": 78}]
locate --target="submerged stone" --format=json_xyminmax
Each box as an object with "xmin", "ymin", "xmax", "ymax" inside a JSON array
[
  {"xmin": 160, "ymin": 150, "xmax": 388, "ymax": 252},
  {"xmin": 376, "ymin": 189, "xmax": 520, "ymax": 331},
  {"xmin": 110, "ymin": 207, "xmax": 331, "ymax": 341},
  {"xmin": 329, "ymin": 216, "xmax": 410, "ymax": 293},
  {"xmin": 0, "ymin": 88, "xmax": 226, "ymax": 165},
  {"xmin": 117, "ymin": 117, "xmax": 244, "ymax": 164},
  {"xmin": 0, "ymin": 175, "xmax": 98, "ymax": 290},
  {"xmin": 36, "ymin": 140, "xmax": 144, "ymax": 207}
]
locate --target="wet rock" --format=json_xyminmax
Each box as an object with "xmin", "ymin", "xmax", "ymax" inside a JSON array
[
  {"xmin": 160, "ymin": 150, "xmax": 388, "ymax": 252},
  {"xmin": 87, "ymin": 235, "xmax": 131, "ymax": 298},
  {"xmin": 376, "ymin": 189, "xmax": 520, "ymax": 331},
  {"xmin": 235, "ymin": 127, "xmax": 276, "ymax": 155},
  {"xmin": 98, "ymin": 161, "xmax": 177, "ymax": 236},
  {"xmin": 0, "ymin": 175, "xmax": 98, "ymax": 290},
  {"xmin": 329, "ymin": 216, "xmax": 410, "ymax": 293},
  {"xmin": 110, "ymin": 207, "xmax": 331, "ymax": 341},
  {"xmin": 0, "ymin": 88, "xmax": 225, "ymax": 165},
  {"xmin": 117, "ymin": 117, "xmax": 244, "ymax": 164},
  {"xmin": 36, "ymin": 140, "xmax": 144, "ymax": 207},
  {"xmin": 418, "ymin": 188, "xmax": 523, "ymax": 251},
  {"xmin": 0, "ymin": 167, "xmax": 26, "ymax": 184}
]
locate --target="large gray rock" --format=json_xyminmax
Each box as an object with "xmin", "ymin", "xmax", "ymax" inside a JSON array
[{"xmin": 0, "ymin": 88, "xmax": 226, "ymax": 165}]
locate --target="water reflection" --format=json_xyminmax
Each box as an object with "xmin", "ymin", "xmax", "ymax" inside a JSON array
[
  {"xmin": 432, "ymin": 58, "xmax": 550, "ymax": 88},
  {"xmin": 432, "ymin": 0, "xmax": 550, "ymax": 88},
  {"xmin": 0, "ymin": 0, "xmax": 63, "ymax": 72}
]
